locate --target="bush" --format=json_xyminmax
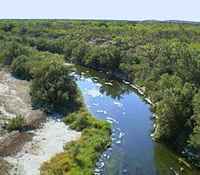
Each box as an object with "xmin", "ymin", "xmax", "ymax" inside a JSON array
[
  {"xmin": 64, "ymin": 108, "xmax": 111, "ymax": 131},
  {"xmin": 3, "ymin": 42, "xmax": 30, "ymax": 65},
  {"xmin": 5, "ymin": 115, "xmax": 26, "ymax": 132}
]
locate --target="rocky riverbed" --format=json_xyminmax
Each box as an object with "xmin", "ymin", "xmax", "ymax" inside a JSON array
[{"xmin": 0, "ymin": 70, "xmax": 81, "ymax": 175}]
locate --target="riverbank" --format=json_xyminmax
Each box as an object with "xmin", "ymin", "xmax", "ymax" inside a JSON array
[
  {"xmin": 40, "ymin": 108, "xmax": 111, "ymax": 175},
  {"xmin": 0, "ymin": 67, "xmax": 111, "ymax": 175},
  {"xmin": 0, "ymin": 70, "xmax": 81, "ymax": 175},
  {"xmin": 0, "ymin": 70, "xmax": 45, "ymax": 158},
  {"xmin": 5, "ymin": 117, "xmax": 80, "ymax": 175},
  {"xmin": 0, "ymin": 70, "xmax": 45, "ymax": 132}
]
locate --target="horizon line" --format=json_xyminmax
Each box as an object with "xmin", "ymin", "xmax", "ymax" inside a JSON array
[{"xmin": 0, "ymin": 18, "xmax": 199, "ymax": 24}]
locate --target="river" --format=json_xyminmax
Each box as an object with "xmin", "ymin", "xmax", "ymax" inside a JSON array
[{"xmin": 72, "ymin": 65, "xmax": 200, "ymax": 175}]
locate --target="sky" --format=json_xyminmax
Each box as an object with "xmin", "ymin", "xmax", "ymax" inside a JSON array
[{"xmin": 0, "ymin": 0, "xmax": 199, "ymax": 22}]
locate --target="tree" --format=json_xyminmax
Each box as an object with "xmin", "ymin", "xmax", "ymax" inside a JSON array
[
  {"xmin": 71, "ymin": 40, "xmax": 90, "ymax": 64},
  {"xmin": 30, "ymin": 59, "xmax": 78, "ymax": 113},
  {"xmin": 11, "ymin": 55, "xmax": 32, "ymax": 80},
  {"xmin": 64, "ymin": 40, "xmax": 80, "ymax": 60},
  {"xmin": 189, "ymin": 91, "xmax": 200, "ymax": 150},
  {"xmin": 2, "ymin": 23, "xmax": 15, "ymax": 32},
  {"xmin": 85, "ymin": 45, "xmax": 121, "ymax": 71},
  {"xmin": 3, "ymin": 41, "xmax": 29, "ymax": 65},
  {"xmin": 153, "ymin": 74, "xmax": 194, "ymax": 143}
]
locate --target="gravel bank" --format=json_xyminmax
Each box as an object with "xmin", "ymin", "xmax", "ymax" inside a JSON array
[{"xmin": 0, "ymin": 70, "xmax": 81, "ymax": 175}]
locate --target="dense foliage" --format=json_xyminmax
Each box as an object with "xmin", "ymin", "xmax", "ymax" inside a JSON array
[
  {"xmin": 30, "ymin": 59, "xmax": 80, "ymax": 113},
  {"xmin": 0, "ymin": 19, "xmax": 200, "ymax": 166}
]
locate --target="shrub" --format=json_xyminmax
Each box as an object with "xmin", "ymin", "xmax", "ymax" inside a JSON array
[
  {"xmin": 64, "ymin": 108, "xmax": 111, "ymax": 131},
  {"xmin": 3, "ymin": 42, "xmax": 30, "ymax": 65},
  {"xmin": 5, "ymin": 115, "xmax": 26, "ymax": 132}
]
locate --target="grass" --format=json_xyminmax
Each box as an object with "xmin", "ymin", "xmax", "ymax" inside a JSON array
[{"xmin": 40, "ymin": 108, "xmax": 111, "ymax": 175}]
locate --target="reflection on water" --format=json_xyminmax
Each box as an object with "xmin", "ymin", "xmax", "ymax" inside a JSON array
[
  {"xmin": 74, "ymin": 66, "xmax": 132, "ymax": 100},
  {"xmin": 72, "ymin": 65, "xmax": 200, "ymax": 175}
]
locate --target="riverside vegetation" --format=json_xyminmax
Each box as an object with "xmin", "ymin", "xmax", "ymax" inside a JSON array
[
  {"xmin": 0, "ymin": 27, "xmax": 111, "ymax": 174},
  {"xmin": 0, "ymin": 20, "xmax": 200, "ymax": 172}
]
